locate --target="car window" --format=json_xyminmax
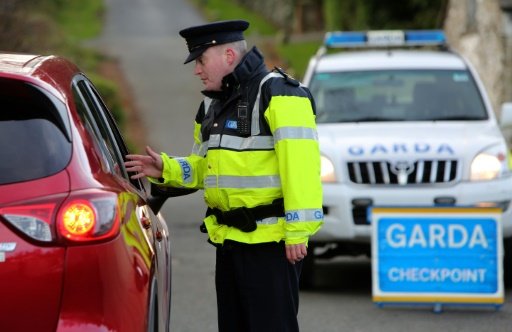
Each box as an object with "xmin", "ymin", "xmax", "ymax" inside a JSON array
[
  {"xmin": 72, "ymin": 76, "xmax": 143, "ymax": 191},
  {"xmin": 87, "ymin": 85, "xmax": 145, "ymax": 191},
  {"xmin": 0, "ymin": 78, "xmax": 72, "ymax": 185},
  {"xmin": 310, "ymin": 69, "xmax": 488, "ymax": 123},
  {"xmin": 73, "ymin": 82, "xmax": 119, "ymax": 175}
]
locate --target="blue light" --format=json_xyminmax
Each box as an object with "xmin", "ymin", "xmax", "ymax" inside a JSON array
[
  {"xmin": 405, "ymin": 30, "xmax": 446, "ymax": 45},
  {"xmin": 324, "ymin": 30, "xmax": 446, "ymax": 48},
  {"xmin": 325, "ymin": 32, "xmax": 366, "ymax": 48}
]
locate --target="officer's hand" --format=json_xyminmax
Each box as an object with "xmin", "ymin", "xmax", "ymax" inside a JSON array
[
  {"xmin": 285, "ymin": 243, "xmax": 307, "ymax": 265},
  {"xmin": 125, "ymin": 146, "xmax": 164, "ymax": 179}
]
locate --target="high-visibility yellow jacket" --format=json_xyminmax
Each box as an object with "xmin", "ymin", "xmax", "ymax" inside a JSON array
[{"xmin": 152, "ymin": 47, "xmax": 323, "ymax": 245}]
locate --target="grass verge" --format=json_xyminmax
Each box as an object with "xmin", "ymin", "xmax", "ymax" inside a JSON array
[{"xmin": 37, "ymin": 1, "xmax": 129, "ymax": 142}]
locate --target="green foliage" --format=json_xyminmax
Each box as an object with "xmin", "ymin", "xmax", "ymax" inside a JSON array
[
  {"xmin": 87, "ymin": 72, "xmax": 126, "ymax": 127},
  {"xmin": 187, "ymin": 0, "xmax": 446, "ymax": 81},
  {"xmin": 187, "ymin": 0, "xmax": 312, "ymax": 77},
  {"xmin": 0, "ymin": 0, "xmax": 128, "ymax": 141},
  {"xmin": 12, "ymin": 0, "xmax": 104, "ymax": 46},
  {"xmin": 0, "ymin": 0, "xmax": 105, "ymax": 69},
  {"xmin": 276, "ymin": 41, "xmax": 322, "ymax": 80},
  {"xmin": 324, "ymin": 0, "xmax": 369, "ymax": 31},
  {"xmin": 34, "ymin": 1, "xmax": 124, "ymax": 128},
  {"xmin": 0, "ymin": 1, "xmax": 57, "ymax": 52},
  {"xmin": 331, "ymin": 0, "xmax": 446, "ymax": 30},
  {"xmin": 190, "ymin": 0, "xmax": 277, "ymax": 36},
  {"xmin": 53, "ymin": 0, "xmax": 104, "ymax": 40}
]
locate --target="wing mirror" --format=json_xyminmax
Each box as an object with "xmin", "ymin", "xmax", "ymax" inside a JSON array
[{"xmin": 500, "ymin": 102, "xmax": 512, "ymax": 127}]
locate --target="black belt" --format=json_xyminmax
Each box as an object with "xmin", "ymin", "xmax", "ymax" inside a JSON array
[{"xmin": 202, "ymin": 198, "xmax": 284, "ymax": 233}]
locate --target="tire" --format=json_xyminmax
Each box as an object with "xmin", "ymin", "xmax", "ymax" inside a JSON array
[
  {"xmin": 504, "ymin": 238, "xmax": 512, "ymax": 289},
  {"xmin": 299, "ymin": 244, "xmax": 316, "ymax": 289},
  {"xmin": 147, "ymin": 277, "xmax": 158, "ymax": 332}
]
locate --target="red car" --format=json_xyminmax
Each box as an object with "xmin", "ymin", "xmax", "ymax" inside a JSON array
[{"xmin": 0, "ymin": 53, "xmax": 177, "ymax": 332}]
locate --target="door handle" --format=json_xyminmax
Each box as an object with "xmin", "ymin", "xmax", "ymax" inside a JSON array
[{"xmin": 141, "ymin": 216, "xmax": 151, "ymax": 229}]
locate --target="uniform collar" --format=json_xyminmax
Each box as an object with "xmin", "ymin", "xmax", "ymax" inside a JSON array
[
  {"xmin": 201, "ymin": 46, "xmax": 267, "ymax": 100},
  {"xmin": 228, "ymin": 46, "xmax": 267, "ymax": 86}
]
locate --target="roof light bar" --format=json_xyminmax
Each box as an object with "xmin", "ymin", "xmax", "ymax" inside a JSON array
[
  {"xmin": 324, "ymin": 30, "xmax": 446, "ymax": 49},
  {"xmin": 405, "ymin": 30, "xmax": 446, "ymax": 45}
]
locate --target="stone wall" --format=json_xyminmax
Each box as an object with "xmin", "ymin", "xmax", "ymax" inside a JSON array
[{"xmin": 444, "ymin": 0, "xmax": 511, "ymax": 116}]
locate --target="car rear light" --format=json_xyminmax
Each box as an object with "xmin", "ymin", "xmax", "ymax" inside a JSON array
[
  {"xmin": 0, "ymin": 190, "xmax": 121, "ymax": 244},
  {"xmin": 61, "ymin": 200, "xmax": 96, "ymax": 236},
  {"xmin": 57, "ymin": 191, "xmax": 120, "ymax": 243},
  {"xmin": 1, "ymin": 203, "xmax": 56, "ymax": 242}
]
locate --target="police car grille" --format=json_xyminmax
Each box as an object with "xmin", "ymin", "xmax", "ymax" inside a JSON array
[{"xmin": 347, "ymin": 160, "xmax": 458, "ymax": 185}]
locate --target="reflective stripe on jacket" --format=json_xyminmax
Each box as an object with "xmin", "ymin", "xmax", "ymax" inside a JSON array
[{"xmin": 153, "ymin": 47, "xmax": 323, "ymax": 245}]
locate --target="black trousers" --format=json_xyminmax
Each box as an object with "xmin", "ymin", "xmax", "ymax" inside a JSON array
[{"xmin": 215, "ymin": 240, "xmax": 302, "ymax": 332}]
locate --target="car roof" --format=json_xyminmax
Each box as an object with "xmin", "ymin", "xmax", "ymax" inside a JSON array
[
  {"xmin": 0, "ymin": 53, "xmax": 49, "ymax": 74},
  {"xmin": 314, "ymin": 50, "xmax": 468, "ymax": 72},
  {"xmin": 0, "ymin": 53, "xmax": 81, "ymax": 100}
]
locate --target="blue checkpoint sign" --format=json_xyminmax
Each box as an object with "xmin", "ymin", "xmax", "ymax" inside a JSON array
[{"xmin": 371, "ymin": 207, "xmax": 504, "ymax": 307}]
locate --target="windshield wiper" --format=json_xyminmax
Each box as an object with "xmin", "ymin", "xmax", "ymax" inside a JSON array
[
  {"xmin": 351, "ymin": 117, "xmax": 405, "ymax": 122},
  {"xmin": 429, "ymin": 115, "xmax": 487, "ymax": 121}
]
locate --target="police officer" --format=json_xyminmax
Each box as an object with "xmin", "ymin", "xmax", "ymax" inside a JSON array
[{"xmin": 125, "ymin": 19, "xmax": 323, "ymax": 332}]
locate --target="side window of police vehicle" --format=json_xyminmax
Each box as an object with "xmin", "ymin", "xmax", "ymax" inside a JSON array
[{"xmin": 72, "ymin": 78, "xmax": 126, "ymax": 180}]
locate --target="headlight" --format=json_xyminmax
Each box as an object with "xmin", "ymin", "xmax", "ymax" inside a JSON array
[
  {"xmin": 321, "ymin": 155, "xmax": 337, "ymax": 182},
  {"xmin": 470, "ymin": 147, "xmax": 507, "ymax": 181}
]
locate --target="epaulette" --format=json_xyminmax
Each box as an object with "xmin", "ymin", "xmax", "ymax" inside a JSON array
[{"xmin": 273, "ymin": 66, "xmax": 300, "ymax": 87}]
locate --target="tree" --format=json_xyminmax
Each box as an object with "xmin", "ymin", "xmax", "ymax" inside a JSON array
[{"xmin": 324, "ymin": 0, "xmax": 447, "ymax": 31}]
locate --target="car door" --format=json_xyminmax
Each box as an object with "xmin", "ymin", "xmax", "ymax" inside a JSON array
[{"xmin": 74, "ymin": 75, "xmax": 171, "ymax": 330}]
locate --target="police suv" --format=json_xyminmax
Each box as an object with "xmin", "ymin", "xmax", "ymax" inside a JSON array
[{"xmin": 302, "ymin": 30, "xmax": 512, "ymax": 287}]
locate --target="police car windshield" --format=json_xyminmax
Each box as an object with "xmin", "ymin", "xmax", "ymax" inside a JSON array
[{"xmin": 309, "ymin": 69, "xmax": 488, "ymax": 123}]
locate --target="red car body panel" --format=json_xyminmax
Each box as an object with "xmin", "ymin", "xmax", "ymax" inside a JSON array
[
  {"xmin": 0, "ymin": 223, "xmax": 65, "ymax": 332},
  {"xmin": 0, "ymin": 53, "xmax": 171, "ymax": 332},
  {"xmin": 0, "ymin": 171, "xmax": 70, "ymax": 205},
  {"xmin": 56, "ymin": 232, "xmax": 151, "ymax": 332}
]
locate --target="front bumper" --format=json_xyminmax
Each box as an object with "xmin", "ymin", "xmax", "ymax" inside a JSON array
[{"xmin": 314, "ymin": 176, "xmax": 512, "ymax": 243}]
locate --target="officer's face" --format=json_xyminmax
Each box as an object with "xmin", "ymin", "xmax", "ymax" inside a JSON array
[{"xmin": 194, "ymin": 45, "xmax": 234, "ymax": 91}]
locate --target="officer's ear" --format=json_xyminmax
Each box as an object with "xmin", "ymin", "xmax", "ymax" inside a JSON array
[{"xmin": 224, "ymin": 47, "xmax": 236, "ymax": 66}]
